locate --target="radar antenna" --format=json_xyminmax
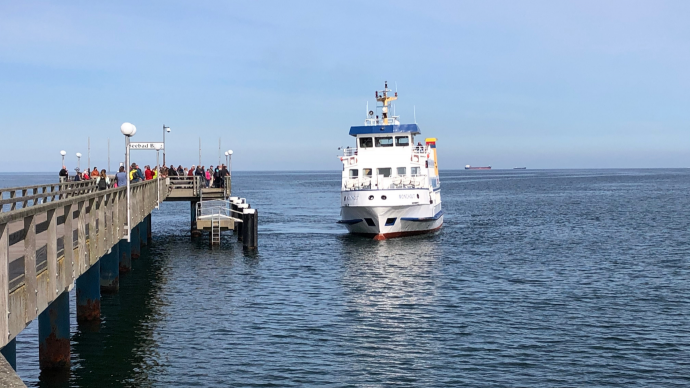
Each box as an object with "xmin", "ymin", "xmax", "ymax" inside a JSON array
[{"xmin": 375, "ymin": 81, "xmax": 398, "ymax": 125}]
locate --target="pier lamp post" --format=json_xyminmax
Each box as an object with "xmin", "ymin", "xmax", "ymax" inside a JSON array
[
  {"xmin": 154, "ymin": 143, "xmax": 162, "ymax": 209},
  {"xmin": 60, "ymin": 150, "xmax": 67, "ymax": 182},
  {"xmin": 163, "ymin": 125, "xmax": 170, "ymax": 167},
  {"xmin": 227, "ymin": 150, "xmax": 233, "ymax": 177},
  {"xmin": 224, "ymin": 151, "xmax": 229, "ymax": 168},
  {"xmin": 76, "ymin": 153, "xmax": 82, "ymax": 171},
  {"xmin": 121, "ymin": 122, "xmax": 137, "ymax": 242}
]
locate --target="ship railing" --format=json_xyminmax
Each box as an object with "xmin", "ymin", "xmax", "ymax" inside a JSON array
[
  {"xmin": 412, "ymin": 146, "xmax": 426, "ymax": 154},
  {"xmin": 342, "ymin": 176, "xmax": 429, "ymax": 191},
  {"xmin": 342, "ymin": 148, "xmax": 357, "ymax": 157},
  {"xmin": 364, "ymin": 118, "xmax": 401, "ymax": 126}
]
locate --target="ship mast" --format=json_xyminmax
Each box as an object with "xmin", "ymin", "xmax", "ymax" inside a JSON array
[{"xmin": 375, "ymin": 81, "xmax": 398, "ymax": 125}]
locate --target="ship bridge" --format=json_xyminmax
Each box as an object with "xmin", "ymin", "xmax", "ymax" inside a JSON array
[{"xmin": 348, "ymin": 124, "xmax": 421, "ymax": 137}]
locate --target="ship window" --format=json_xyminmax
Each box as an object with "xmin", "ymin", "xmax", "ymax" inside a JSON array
[
  {"xmin": 359, "ymin": 137, "xmax": 373, "ymax": 148},
  {"xmin": 363, "ymin": 168, "xmax": 373, "ymax": 178},
  {"xmin": 375, "ymin": 137, "xmax": 394, "ymax": 147},
  {"xmin": 411, "ymin": 167, "xmax": 420, "ymax": 176},
  {"xmin": 395, "ymin": 136, "xmax": 409, "ymax": 146},
  {"xmin": 349, "ymin": 169, "xmax": 358, "ymax": 178},
  {"xmin": 377, "ymin": 168, "xmax": 392, "ymax": 177},
  {"xmin": 385, "ymin": 218, "xmax": 397, "ymax": 226},
  {"xmin": 397, "ymin": 167, "xmax": 406, "ymax": 176},
  {"xmin": 365, "ymin": 218, "xmax": 376, "ymax": 226}
]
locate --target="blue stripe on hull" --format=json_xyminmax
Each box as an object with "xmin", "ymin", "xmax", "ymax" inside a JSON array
[{"xmin": 400, "ymin": 210, "xmax": 444, "ymax": 222}]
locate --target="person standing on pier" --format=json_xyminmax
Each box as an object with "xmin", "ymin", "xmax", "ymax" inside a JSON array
[
  {"xmin": 220, "ymin": 164, "xmax": 229, "ymax": 188},
  {"xmin": 130, "ymin": 163, "xmax": 145, "ymax": 183},
  {"xmin": 115, "ymin": 166, "xmax": 127, "ymax": 188},
  {"xmin": 206, "ymin": 166, "xmax": 213, "ymax": 188},
  {"xmin": 145, "ymin": 165, "xmax": 153, "ymax": 180},
  {"xmin": 213, "ymin": 166, "xmax": 220, "ymax": 188},
  {"xmin": 91, "ymin": 167, "xmax": 99, "ymax": 178},
  {"xmin": 73, "ymin": 168, "xmax": 82, "ymax": 181},
  {"xmin": 96, "ymin": 169, "xmax": 110, "ymax": 190},
  {"xmin": 59, "ymin": 166, "xmax": 68, "ymax": 180}
]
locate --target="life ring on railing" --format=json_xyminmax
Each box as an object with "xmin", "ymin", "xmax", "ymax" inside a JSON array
[
  {"xmin": 350, "ymin": 157, "xmax": 355, "ymax": 164},
  {"xmin": 412, "ymin": 155, "xmax": 419, "ymax": 162}
]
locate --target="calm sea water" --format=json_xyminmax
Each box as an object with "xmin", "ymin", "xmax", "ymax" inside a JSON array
[{"xmin": 2, "ymin": 169, "xmax": 690, "ymax": 387}]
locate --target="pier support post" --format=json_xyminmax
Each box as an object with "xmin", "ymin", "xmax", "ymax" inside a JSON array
[
  {"xmin": 191, "ymin": 201, "xmax": 201, "ymax": 237},
  {"xmin": 38, "ymin": 291, "xmax": 70, "ymax": 370},
  {"xmin": 76, "ymin": 261, "xmax": 100, "ymax": 322},
  {"xmin": 1, "ymin": 338, "xmax": 16, "ymax": 371},
  {"xmin": 140, "ymin": 218, "xmax": 148, "ymax": 247},
  {"xmin": 131, "ymin": 224, "xmax": 141, "ymax": 259},
  {"xmin": 242, "ymin": 209, "xmax": 258, "ymax": 250},
  {"xmin": 236, "ymin": 203, "xmax": 248, "ymax": 242},
  {"xmin": 230, "ymin": 199, "xmax": 238, "ymax": 234},
  {"xmin": 146, "ymin": 214, "xmax": 152, "ymax": 242},
  {"xmin": 119, "ymin": 238, "xmax": 132, "ymax": 273},
  {"xmin": 100, "ymin": 244, "xmax": 119, "ymax": 293}
]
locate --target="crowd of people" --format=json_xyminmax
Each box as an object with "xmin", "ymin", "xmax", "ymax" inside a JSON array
[
  {"xmin": 164, "ymin": 164, "xmax": 230, "ymax": 188},
  {"xmin": 59, "ymin": 162, "xmax": 231, "ymax": 190}
]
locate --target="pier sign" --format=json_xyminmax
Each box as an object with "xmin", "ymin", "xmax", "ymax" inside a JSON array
[{"xmin": 129, "ymin": 142, "xmax": 164, "ymax": 150}]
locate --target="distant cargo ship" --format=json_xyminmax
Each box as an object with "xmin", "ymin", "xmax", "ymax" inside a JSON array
[
  {"xmin": 465, "ymin": 165, "xmax": 491, "ymax": 170},
  {"xmin": 513, "ymin": 167, "xmax": 526, "ymax": 170}
]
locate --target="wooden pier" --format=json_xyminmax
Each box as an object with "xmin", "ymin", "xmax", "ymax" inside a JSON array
[{"xmin": 0, "ymin": 174, "xmax": 257, "ymax": 384}]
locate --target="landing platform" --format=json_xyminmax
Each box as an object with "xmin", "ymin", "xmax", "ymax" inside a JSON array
[{"xmin": 196, "ymin": 216, "xmax": 238, "ymax": 231}]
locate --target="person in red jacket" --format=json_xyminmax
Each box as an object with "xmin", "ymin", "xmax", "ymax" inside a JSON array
[{"xmin": 144, "ymin": 165, "xmax": 153, "ymax": 180}]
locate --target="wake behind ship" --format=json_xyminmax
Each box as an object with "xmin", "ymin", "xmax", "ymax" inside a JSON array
[{"xmin": 337, "ymin": 82, "xmax": 443, "ymax": 240}]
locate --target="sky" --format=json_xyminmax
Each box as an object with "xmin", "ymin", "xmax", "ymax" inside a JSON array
[{"xmin": 1, "ymin": 0, "xmax": 689, "ymax": 171}]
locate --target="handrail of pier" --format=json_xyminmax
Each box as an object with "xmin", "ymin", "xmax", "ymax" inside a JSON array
[
  {"xmin": 0, "ymin": 178, "xmax": 167, "ymax": 349},
  {"xmin": 0, "ymin": 180, "xmax": 98, "ymax": 213},
  {"xmin": 167, "ymin": 176, "xmax": 203, "ymax": 197}
]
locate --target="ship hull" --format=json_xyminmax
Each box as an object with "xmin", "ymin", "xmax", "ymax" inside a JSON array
[{"xmin": 339, "ymin": 189, "xmax": 443, "ymax": 240}]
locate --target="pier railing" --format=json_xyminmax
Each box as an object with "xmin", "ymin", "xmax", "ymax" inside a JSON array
[
  {"xmin": 167, "ymin": 176, "xmax": 202, "ymax": 197},
  {"xmin": 166, "ymin": 176, "xmax": 232, "ymax": 200},
  {"xmin": 0, "ymin": 180, "xmax": 98, "ymax": 213},
  {"xmin": 0, "ymin": 178, "xmax": 165, "ymax": 349}
]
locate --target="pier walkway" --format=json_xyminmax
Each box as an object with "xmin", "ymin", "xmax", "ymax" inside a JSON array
[{"xmin": 0, "ymin": 174, "xmax": 256, "ymax": 384}]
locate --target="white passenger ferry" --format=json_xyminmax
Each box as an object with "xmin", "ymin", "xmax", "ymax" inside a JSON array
[{"xmin": 338, "ymin": 82, "xmax": 443, "ymax": 240}]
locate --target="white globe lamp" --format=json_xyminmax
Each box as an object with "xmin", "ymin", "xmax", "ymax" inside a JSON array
[{"xmin": 120, "ymin": 122, "xmax": 136, "ymax": 137}]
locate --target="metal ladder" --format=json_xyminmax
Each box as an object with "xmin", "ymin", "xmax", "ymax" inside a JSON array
[{"xmin": 211, "ymin": 214, "xmax": 221, "ymax": 245}]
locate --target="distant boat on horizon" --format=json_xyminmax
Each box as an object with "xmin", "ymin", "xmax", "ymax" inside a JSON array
[
  {"xmin": 513, "ymin": 167, "xmax": 527, "ymax": 170},
  {"xmin": 465, "ymin": 165, "xmax": 491, "ymax": 170}
]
